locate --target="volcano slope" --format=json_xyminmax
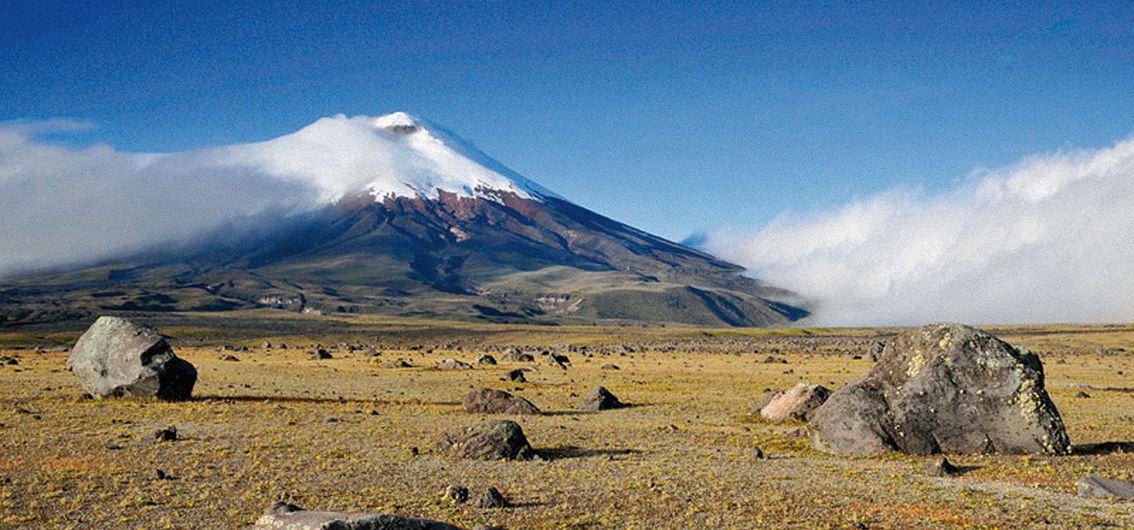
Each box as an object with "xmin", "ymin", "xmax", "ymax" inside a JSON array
[
  {"xmin": 0, "ymin": 113, "xmax": 805, "ymax": 328},
  {"xmin": 2, "ymin": 314, "xmax": 1134, "ymax": 529}
]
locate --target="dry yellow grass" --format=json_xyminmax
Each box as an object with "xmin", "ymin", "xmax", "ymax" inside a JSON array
[{"xmin": 2, "ymin": 315, "xmax": 1134, "ymax": 529}]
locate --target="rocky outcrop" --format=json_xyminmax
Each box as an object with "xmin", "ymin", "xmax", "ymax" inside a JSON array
[
  {"xmin": 809, "ymin": 323, "xmax": 1070, "ymax": 457},
  {"xmin": 67, "ymin": 316, "xmax": 197, "ymax": 400}
]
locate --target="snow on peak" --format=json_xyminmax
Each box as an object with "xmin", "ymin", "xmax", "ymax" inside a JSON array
[
  {"xmin": 215, "ymin": 112, "xmax": 560, "ymax": 204},
  {"xmin": 373, "ymin": 111, "xmax": 422, "ymax": 134}
]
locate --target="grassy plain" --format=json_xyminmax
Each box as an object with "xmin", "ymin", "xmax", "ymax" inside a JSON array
[{"xmin": 2, "ymin": 312, "xmax": 1134, "ymax": 529}]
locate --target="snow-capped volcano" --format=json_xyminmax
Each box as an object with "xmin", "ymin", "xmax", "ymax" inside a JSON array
[
  {"xmin": 2, "ymin": 112, "xmax": 807, "ymax": 327},
  {"xmin": 220, "ymin": 111, "xmax": 558, "ymax": 204}
]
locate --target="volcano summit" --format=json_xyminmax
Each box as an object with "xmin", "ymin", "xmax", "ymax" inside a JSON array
[{"xmin": 0, "ymin": 113, "xmax": 807, "ymax": 327}]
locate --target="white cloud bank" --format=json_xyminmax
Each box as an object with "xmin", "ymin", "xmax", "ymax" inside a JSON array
[
  {"xmin": 705, "ymin": 137, "xmax": 1134, "ymax": 326},
  {"xmin": 0, "ymin": 113, "xmax": 540, "ymax": 277}
]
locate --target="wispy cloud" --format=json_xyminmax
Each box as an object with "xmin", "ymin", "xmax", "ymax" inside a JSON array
[
  {"xmin": 704, "ymin": 136, "xmax": 1134, "ymax": 326},
  {"xmin": 0, "ymin": 118, "xmax": 365, "ymax": 276}
]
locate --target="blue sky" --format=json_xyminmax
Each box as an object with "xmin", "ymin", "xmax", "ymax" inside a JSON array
[{"xmin": 4, "ymin": 1, "xmax": 1134, "ymax": 241}]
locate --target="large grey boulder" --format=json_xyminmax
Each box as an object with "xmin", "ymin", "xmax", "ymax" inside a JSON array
[
  {"xmin": 440, "ymin": 420, "xmax": 535, "ymax": 460},
  {"xmin": 67, "ymin": 316, "xmax": 197, "ymax": 400},
  {"xmin": 754, "ymin": 383, "xmax": 830, "ymax": 422},
  {"xmin": 810, "ymin": 323, "xmax": 1070, "ymax": 457},
  {"xmin": 249, "ymin": 501, "xmax": 462, "ymax": 529},
  {"xmin": 463, "ymin": 388, "xmax": 540, "ymax": 415}
]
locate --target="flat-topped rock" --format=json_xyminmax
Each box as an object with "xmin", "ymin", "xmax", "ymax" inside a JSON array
[
  {"xmin": 249, "ymin": 501, "xmax": 461, "ymax": 529},
  {"xmin": 1077, "ymin": 477, "xmax": 1134, "ymax": 500},
  {"xmin": 436, "ymin": 359, "xmax": 473, "ymax": 370}
]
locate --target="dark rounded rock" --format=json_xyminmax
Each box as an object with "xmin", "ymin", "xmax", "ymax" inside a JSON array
[
  {"xmin": 506, "ymin": 369, "xmax": 527, "ymax": 383},
  {"xmin": 463, "ymin": 388, "xmax": 540, "ymax": 415},
  {"xmin": 153, "ymin": 426, "xmax": 177, "ymax": 442},
  {"xmin": 477, "ymin": 487, "xmax": 509, "ymax": 509},
  {"xmin": 441, "ymin": 420, "xmax": 535, "ymax": 460},
  {"xmin": 476, "ymin": 354, "xmax": 497, "ymax": 365}
]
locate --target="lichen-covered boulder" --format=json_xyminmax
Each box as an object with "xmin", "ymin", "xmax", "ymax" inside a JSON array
[
  {"xmin": 67, "ymin": 316, "xmax": 197, "ymax": 400},
  {"xmin": 463, "ymin": 388, "xmax": 540, "ymax": 415},
  {"xmin": 754, "ymin": 383, "xmax": 830, "ymax": 422},
  {"xmin": 810, "ymin": 323, "xmax": 1070, "ymax": 456},
  {"xmin": 249, "ymin": 501, "xmax": 461, "ymax": 529},
  {"xmin": 440, "ymin": 420, "xmax": 535, "ymax": 460}
]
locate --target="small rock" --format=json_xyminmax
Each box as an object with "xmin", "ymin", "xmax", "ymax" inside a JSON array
[
  {"xmin": 267, "ymin": 501, "xmax": 303, "ymax": 515},
  {"xmin": 221, "ymin": 355, "xmax": 240, "ymax": 362},
  {"xmin": 153, "ymin": 426, "xmax": 177, "ymax": 442},
  {"xmin": 477, "ymin": 487, "xmax": 509, "ymax": 509},
  {"xmin": 755, "ymin": 383, "xmax": 831, "ymax": 423},
  {"xmin": 476, "ymin": 354, "xmax": 497, "ymax": 365},
  {"xmin": 1075, "ymin": 390, "xmax": 1091, "ymax": 398},
  {"xmin": 601, "ymin": 364, "xmax": 620, "ymax": 370},
  {"xmin": 579, "ymin": 386, "xmax": 624, "ymax": 412},
  {"xmin": 1077, "ymin": 476, "xmax": 1134, "ymax": 500},
  {"xmin": 926, "ymin": 455, "xmax": 960, "ymax": 477},
  {"xmin": 502, "ymin": 351, "xmax": 534, "ymax": 362},
  {"xmin": 436, "ymin": 358, "xmax": 473, "ymax": 370},
  {"xmin": 753, "ymin": 446, "xmax": 766, "ymax": 459},
  {"xmin": 313, "ymin": 348, "xmax": 333, "ymax": 360},
  {"xmin": 506, "ymin": 369, "xmax": 527, "ymax": 383},
  {"xmin": 444, "ymin": 484, "xmax": 469, "ymax": 504},
  {"xmin": 155, "ymin": 469, "xmax": 170, "ymax": 480}
]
